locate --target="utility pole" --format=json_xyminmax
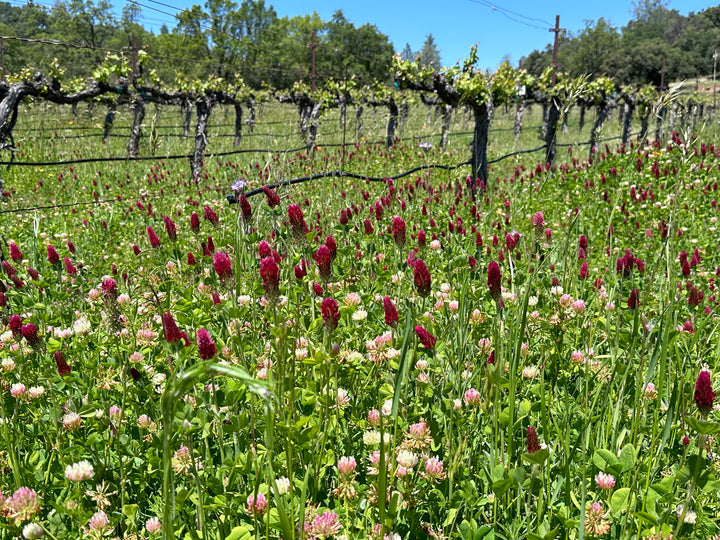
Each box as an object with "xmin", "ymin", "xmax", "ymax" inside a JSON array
[
  {"xmin": 549, "ymin": 15, "xmax": 565, "ymax": 85},
  {"xmin": 310, "ymin": 30, "xmax": 317, "ymax": 93}
]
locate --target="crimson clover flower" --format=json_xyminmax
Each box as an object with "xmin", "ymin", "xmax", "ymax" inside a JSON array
[
  {"xmin": 196, "ymin": 328, "xmax": 217, "ymax": 360},
  {"xmin": 54, "ymin": 351, "xmax": 71, "ymax": 376},
  {"xmin": 101, "ymin": 277, "xmax": 117, "ymax": 300},
  {"xmin": 325, "ymin": 235, "xmax": 337, "ymax": 261},
  {"xmin": 287, "ymin": 204, "xmax": 306, "ymax": 239},
  {"xmin": 383, "ymin": 296, "xmax": 399, "ymax": 327},
  {"xmin": 47, "ymin": 244, "xmax": 60, "ymax": 265},
  {"xmin": 694, "ymin": 369, "xmax": 716, "ymax": 416},
  {"xmin": 190, "ymin": 212, "xmax": 200, "ymax": 233},
  {"xmin": 392, "ymin": 216, "xmax": 406, "ymax": 249},
  {"xmin": 526, "ymin": 426, "xmax": 541, "ymax": 453},
  {"xmin": 259, "ymin": 256, "xmax": 280, "ymax": 301},
  {"xmin": 21, "ymin": 323, "xmax": 40, "ymax": 348},
  {"xmin": 147, "ymin": 226, "xmax": 161, "ymax": 248},
  {"xmin": 579, "ymin": 261, "xmax": 589, "ymax": 280},
  {"xmin": 414, "ymin": 325, "xmax": 436, "ymax": 350},
  {"xmin": 627, "ymin": 288, "xmax": 640, "ymax": 310},
  {"xmin": 163, "ymin": 215, "xmax": 177, "ymax": 242},
  {"xmin": 316, "ymin": 245, "xmax": 332, "ymax": 281},
  {"xmin": 213, "ymin": 251, "xmax": 234, "ymax": 283},
  {"xmin": 413, "ymin": 259, "xmax": 431, "ymax": 298},
  {"xmin": 64, "ymin": 257, "xmax": 77, "ymax": 276},
  {"xmin": 294, "ymin": 259, "xmax": 307, "ymax": 280},
  {"xmin": 321, "ymin": 297, "xmax": 340, "ymax": 332},
  {"xmin": 532, "ymin": 212, "xmax": 545, "ymax": 238},
  {"xmin": 162, "ymin": 312, "xmax": 183, "ymax": 343},
  {"xmin": 487, "ymin": 261, "xmax": 504, "ymax": 308},
  {"xmin": 239, "ymin": 194, "xmax": 253, "ymax": 221},
  {"xmin": 203, "ymin": 205, "xmax": 219, "ymax": 227},
  {"xmin": 9, "ymin": 242, "xmax": 23, "ymax": 262},
  {"xmin": 418, "ymin": 229, "xmax": 426, "ymax": 249},
  {"xmin": 262, "ymin": 186, "xmax": 280, "ymax": 207}
]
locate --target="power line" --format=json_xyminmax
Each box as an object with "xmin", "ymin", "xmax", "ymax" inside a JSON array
[
  {"xmin": 0, "ymin": 35, "xmax": 129, "ymax": 53},
  {"xmin": 131, "ymin": 0, "xmax": 258, "ymax": 33},
  {"xmin": 125, "ymin": 0, "xmax": 181, "ymax": 24},
  {"xmin": 4, "ymin": 0, "xmax": 55, "ymax": 8},
  {"xmin": 467, "ymin": 0, "xmax": 552, "ymax": 30}
]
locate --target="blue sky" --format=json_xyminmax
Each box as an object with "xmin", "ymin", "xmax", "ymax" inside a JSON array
[{"xmin": 130, "ymin": 0, "xmax": 716, "ymax": 70}]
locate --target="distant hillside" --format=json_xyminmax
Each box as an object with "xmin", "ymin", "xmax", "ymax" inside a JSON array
[{"xmin": 520, "ymin": 2, "xmax": 720, "ymax": 87}]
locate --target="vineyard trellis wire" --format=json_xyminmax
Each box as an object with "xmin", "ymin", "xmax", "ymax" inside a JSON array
[
  {"xmin": 0, "ymin": 131, "xmax": 639, "ymax": 169},
  {"xmin": 0, "ymin": 128, "xmax": 640, "ymax": 216}
]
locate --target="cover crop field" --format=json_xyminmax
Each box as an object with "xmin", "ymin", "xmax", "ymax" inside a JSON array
[{"xmin": 0, "ymin": 101, "xmax": 719, "ymax": 540}]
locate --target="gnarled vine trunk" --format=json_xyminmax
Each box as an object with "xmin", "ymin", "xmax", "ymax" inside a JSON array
[
  {"xmin": 622, "ymin": 101, "xmax": 635, "ymax": 147},
  {"xmin": 440, "ymin": 104, "xmax": 453, "ymax": 150},
  {"xmin": 655, "ymin": 106, "xmax": 666, "ymax": 141},
  {"xmin": 103, "ymin": 101, "xmax": 118, "ymax": 143},
  {"xmin": 639, "ymin": 112, "xmax": 649, "ymax": 142},
  {"xmin": 182, "ymin": 100, "xmax": 192, "ymax": 137},
  {"xmin": 355, "ymin": 105, "xmax": 363, "ymax": 142},
  {"xmin": 544, "ymin": 98, "xmax": 560, "ymax": 166},
  {"xmin": 246, "ymin": 97, "xmax": 256, "ymax": 134},
  {"xmin": 399, "ymin": 99, "xmax": 409, "ymax": 131},
  {"xmin": 514, "ymin": 101, "xmax": 524, "ymax": 143},
  {"xmin": 386, "ymin": 97, "xmax": 398, "ymax": 148},
  {"xmin": 127, "ymin": 94, "xmax": 145, "ymax": 157},
  {"xmin": 578, "ymin": 104, "xmax": 586, "ymax": 133},
  {"xmin": 470, "ymin": 102, "xmax": 491, "ymax": 195},
  {"xmin": 233, "ymin": 102, "xmax": 242, "ymax": 148},
  {"xmin": 307, "ymin": 101, "xmax": 322, "ymax": 153},
  {"xmin": 589, "ymin": 98, "xmax": 611, "ymax": 160},
  {"xmin": 191, "ymin": 97, "xmax": 213, "ymax": 181}
]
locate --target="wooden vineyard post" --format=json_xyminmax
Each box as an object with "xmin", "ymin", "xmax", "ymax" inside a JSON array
[{"xmin": 545, "ymin": 15, "xmax": 564, "ymax": 167}]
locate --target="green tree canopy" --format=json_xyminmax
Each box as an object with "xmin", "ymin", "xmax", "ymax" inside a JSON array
[{"xmin": 419, "ymin": 33, "xmax": 441, "ymax": 68}]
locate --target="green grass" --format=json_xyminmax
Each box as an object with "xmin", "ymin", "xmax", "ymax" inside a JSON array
[{"xmin": 0, "ymin": 97, "xmax": 719, "ymax": 540}]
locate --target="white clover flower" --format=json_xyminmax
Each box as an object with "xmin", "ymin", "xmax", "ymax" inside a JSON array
[
  {"xmin": 73, "ymin": 317, "xmax": 91, "ymax": 335},
  {"xmin": 274, "ymin": 476, "xmax": 290, "ymax": 495},
  {"xmin": 396, "ymin": 450, "xmax": 418, "ymax": 469},
  {"xmin": 65, "ymin": 460, "xmax": 94, "ymax": 482},
  {"xmin": 28, "ymin": 386, "xmax": 45, "ymax": 399},
  {"xmin": 22, "ymin": 523, "xmax": 44, "ymax": 539},
  {"xmin": 363, "ymin": 430, "xmax": 381, "ymax": 445}
]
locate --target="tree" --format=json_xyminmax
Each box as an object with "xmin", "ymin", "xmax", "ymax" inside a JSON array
[
  {"xmin": 321, "ymin": 10, "xmax": 394, "ymax": 83},
  {"xmin": 400, "ymin": 43, "xmax": 415, "ymax": 62},
  {"xmin": 261, "ymin": 14, "xmax": 322, "ymax": 89},
  {"xmin": 570, "ymin": 19, "xmax": 623, "ymax": 77},
  {"xmin": 121, "ymin": 3, "xmax": 141, "ymax": 28},
  {"xmin": 235, "ymin": 0, "xmax": 280, "ymax": 85},
  {"xmin": 520, "ymin": 49, "xmax": 551, "ymax": 76},
  {"xmin": 632, "ymin": 0, "xmax": 670, "ymax": 25},
  {"xmin": 517, "ymin": 0, "xmax": 720, "ymax": 86},
  {"xmin": 419, "ymin": 34, "xmax": 441, "ymax": 68},
  {"xmin": 65, "ymin": 0, "xmax": 116, "ymax": 50}
]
